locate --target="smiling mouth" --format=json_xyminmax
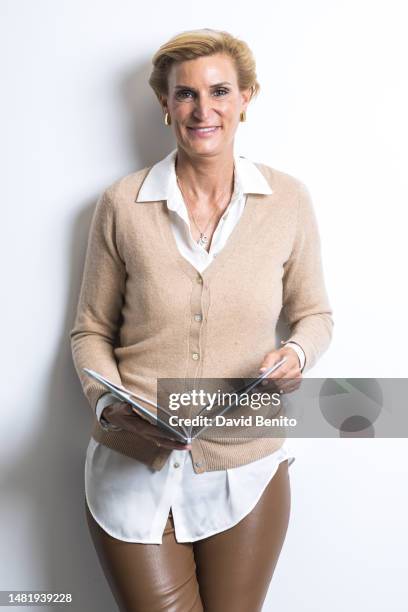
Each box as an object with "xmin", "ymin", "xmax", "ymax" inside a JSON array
[{"xmin": 187, "ymin": 126, "xmax": 221, "ymax": 133}]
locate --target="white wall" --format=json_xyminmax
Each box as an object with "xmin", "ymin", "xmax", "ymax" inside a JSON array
[{"xmin": 1, "ymin": 0, "xmax": 407, "ymax": 610}]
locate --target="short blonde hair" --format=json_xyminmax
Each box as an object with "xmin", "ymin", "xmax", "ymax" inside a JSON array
[{"xmin": 148, "ymin": 28, "xmax": 260, "ymax": 102}]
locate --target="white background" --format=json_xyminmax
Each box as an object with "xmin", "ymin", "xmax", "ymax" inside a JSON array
[{"xmin": 1, "ymin": 0, "xmax": 407, "ymax": 610}]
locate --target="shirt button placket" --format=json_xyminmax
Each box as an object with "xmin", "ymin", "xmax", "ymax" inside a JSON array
[
  {"xmin": 171, "ymin": 451, "xmax": 184, "ymax": 471},
  {"xmin": 168, "ymin": 451, "xmax": 185, "ymax": 516}
]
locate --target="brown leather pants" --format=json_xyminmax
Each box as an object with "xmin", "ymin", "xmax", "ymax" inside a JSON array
[{"xmin": 85, "ymin": 459, "xmax": 291, "ymax": 612}]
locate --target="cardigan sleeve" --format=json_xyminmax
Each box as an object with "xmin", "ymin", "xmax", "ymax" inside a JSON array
[
  {"xmin": 280, "ymin": 181, "xmax": 334, "ymax": 372},
  {"xmin": 69, "ymin": 188, "xmax": 126, "ymax": 412}
]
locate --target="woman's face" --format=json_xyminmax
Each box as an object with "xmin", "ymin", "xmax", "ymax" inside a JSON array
[{"xmin": 162, "ymin": 52, "xmax": 252, "ymax": 159}]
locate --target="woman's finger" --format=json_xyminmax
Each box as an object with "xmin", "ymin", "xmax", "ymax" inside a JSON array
[{"xmin": 120, "ymin": 412, "xmax": 191, "ymax": 450}]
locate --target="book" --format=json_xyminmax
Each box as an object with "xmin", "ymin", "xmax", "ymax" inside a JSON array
[{"xmin": 83, "ymin": 357, "xmax": 287, "ymax": 445}]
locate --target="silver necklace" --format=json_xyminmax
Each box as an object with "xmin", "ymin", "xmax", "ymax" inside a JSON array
[{"xmin": 176, "ymin": 174, "xmax": 232, "ymax": 248}]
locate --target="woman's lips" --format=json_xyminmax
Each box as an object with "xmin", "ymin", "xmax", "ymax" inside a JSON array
[{"xmin": 187, "ymin": 126, "xmax": 221, "ymax": 138}]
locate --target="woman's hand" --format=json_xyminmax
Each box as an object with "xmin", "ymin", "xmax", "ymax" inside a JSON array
[
  {"xmin": 101, "ymin": 401, "xmax": 192, "ymax": 451},
  {"xmin": 258, "ymin": 346, "xmax": 303, "ymax": 394}
]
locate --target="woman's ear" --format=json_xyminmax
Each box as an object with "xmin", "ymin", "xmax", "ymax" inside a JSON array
[
  {"xmin": 159, "ymin": 94, "xmax": 168, "ymax": 114},
  {"xmin": 240, "ymin": 87, "xmax": 253, "ymax": 112}
]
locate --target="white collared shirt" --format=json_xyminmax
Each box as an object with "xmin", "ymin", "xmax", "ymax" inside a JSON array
[{"xmin": 85, "ymin": 148, "xmax": 298, "ymax": 543}]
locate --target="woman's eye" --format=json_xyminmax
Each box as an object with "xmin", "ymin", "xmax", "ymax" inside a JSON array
[
  {"xmin": 213, "ymin": 88, "xmax": 229, "ymax": 96},
  {"xmin": 176, "ymin": 90, "xmax": 194, "ymax": 100},
  {"xmin": 175, "ymin": 88, "xmax": 229, "ymax": 100}
]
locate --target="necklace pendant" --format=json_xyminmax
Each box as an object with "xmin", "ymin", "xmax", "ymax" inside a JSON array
[{"xmin": 198, "ymin": 233, "xmax": 208, "ymax": 247}]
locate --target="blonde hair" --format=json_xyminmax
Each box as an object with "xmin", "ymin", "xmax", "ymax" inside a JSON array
[{"xmin": 148, "ymin": 28, "xmax": 260, "ymax": 102}]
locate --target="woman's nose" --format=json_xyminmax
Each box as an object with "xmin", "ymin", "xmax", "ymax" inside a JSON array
[{"xmin": 191, "ymin": 96, "xmax": 213, "ymax": 121}]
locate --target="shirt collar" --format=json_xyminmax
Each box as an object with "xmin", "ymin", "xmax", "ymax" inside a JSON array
[{"xmin": 136, "ymin": 148, "xmax": 273, "ymax": 211}]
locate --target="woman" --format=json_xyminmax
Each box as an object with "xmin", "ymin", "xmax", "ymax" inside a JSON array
[{"xmin": 70, "ymin": 28, "xmax": 334, "ymax": 612}]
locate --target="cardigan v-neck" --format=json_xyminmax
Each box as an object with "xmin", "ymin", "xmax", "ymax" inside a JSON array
[
  {"xmin": 157, "ymin": 191, "xmax": 262, "ymax": 284},
  {"xmin": 136, "ymin": 147, "xmax": 275, "ymax": 283}
]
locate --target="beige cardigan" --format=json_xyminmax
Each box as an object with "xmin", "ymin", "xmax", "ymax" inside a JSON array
[{"xmin": 69, "ymin": 160, "xmax": 334, "ymax": 473}]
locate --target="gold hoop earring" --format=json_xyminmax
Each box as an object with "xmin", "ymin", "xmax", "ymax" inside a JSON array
[
  {"xmin": 164, "ymin": 111, "xmax": 171, "ymax": 126},
  {"xmin": 240, "ymin": 110, "xmax": 246, "ymax": 122}
]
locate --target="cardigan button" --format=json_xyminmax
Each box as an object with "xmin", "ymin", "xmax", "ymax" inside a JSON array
[
  {"xmin": 196, "ymin": 275, "xmax": 203, "ymax": 284},
  {"xmin": 194, "ymin": 314, "xmax": 202, "ymax": 322},
  {"xmin": 194, "ymin": 462, "xmax": 202, "ymax": 467},
  {"xmin": 192, "ymin": 352, "xmax": 199, "ymax": 360}
]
